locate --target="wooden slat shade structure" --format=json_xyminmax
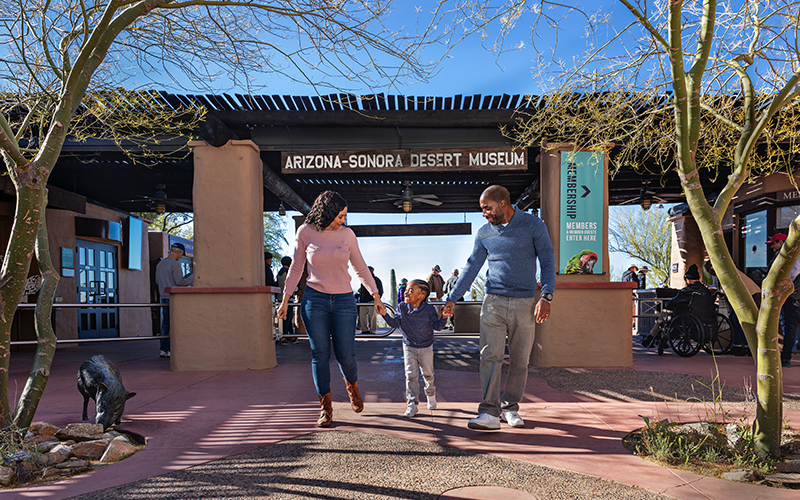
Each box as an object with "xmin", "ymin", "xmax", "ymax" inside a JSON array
[{"xmin": 27, "ymin": 88, "xmax": 737, "ymax": 215}]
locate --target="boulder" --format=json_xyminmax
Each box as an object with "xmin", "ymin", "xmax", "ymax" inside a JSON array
[
  {"xmin": 69, "ymin": 441, "xmax": 107, "ymax": 460},
  {"xmin": 55, "ymin": 458, "xmax": 89, "ymax": 470},
  {"xmin": 721, "ymin": 468, "xmax": 757, "ymax": 482},
  {"xmin": 50, "ymin": 443, "xmax": 74, "ymax": 458},
  {"xmin": 776, "ymin": 460, "xmax": 800, "ymax": 473},
  {"xmin": 675, "ymin": 422, "xmax": 717, "ymax": 437},
  {"xmin": 28, "ymin": 434, "xmax": 58, "ymax": 444},
  {"xmin": 100, "ymin": 431, "xmax": 123, "ymax": 444},
  {"xmin": 29, "ymin": 422, "xmax": 59, "ymax": 436},
  {"xmin": 100, "ymin": 438, "xmax": 137, "ymax": 462},
  {"xmin": 0, "ymin": 466, "xmax": 15, "ymax": 486},
  {"xmin": 55, "ymin": 423, "xmax": 103, "ymax": 442},
  {"xmin": 763, "ymin": 472, "xmax": 800, "ymax": 485},
  {"xmin": 725, "ymin": 423, "xmax": 746, "ymax": 449},
  {"xmin": 40, "ymin": 467, "xmax": 65, "ymax": 480},
  {"xmin": 35, "ymin": 440, "xmax": 62, "ymax": 453},
  {"xmin": 35, "ymin": 452, "xmax": 67, "ymax": 468}
]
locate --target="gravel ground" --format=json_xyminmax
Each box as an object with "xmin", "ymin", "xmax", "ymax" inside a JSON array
[
  {"xmin": 57, "ymin": 341, "xmax": 799, "ymax": 499},
  {"xmin": 66, "ymin": 431, "xmax": 668, "ymax": 500}
]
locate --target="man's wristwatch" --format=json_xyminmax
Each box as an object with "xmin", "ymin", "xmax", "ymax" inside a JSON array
[{"xmin": 540, "ymin": 293, "xmax": 553, "ymax": 303}]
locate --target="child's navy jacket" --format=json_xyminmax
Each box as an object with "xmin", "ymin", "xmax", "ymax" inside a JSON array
[{"xmin": 383, "ymin": 300, "xmax": 447, "ymax": 348}]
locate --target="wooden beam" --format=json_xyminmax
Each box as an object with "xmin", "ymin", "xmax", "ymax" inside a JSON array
[
  {"xmin": 262, "ymin": 163, "xmax": 312, "ymax": 214},
  {"xmin": 349, "ymin": 223, "xmax": 471, "ymax": 237}
]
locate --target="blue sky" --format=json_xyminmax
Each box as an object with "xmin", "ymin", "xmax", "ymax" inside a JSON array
[{"xmin": 261, "ymin": 2, "xmax": 643, "ymax": 294}]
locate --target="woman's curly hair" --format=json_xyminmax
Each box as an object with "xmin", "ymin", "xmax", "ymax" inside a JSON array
[{"xmin": 304, "ymin": 191, "xmax": 348, "ymax": 230}]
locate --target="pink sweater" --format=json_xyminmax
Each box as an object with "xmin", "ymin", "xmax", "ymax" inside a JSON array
[{"xmin": 282, "ymin": 224, "xmax": 378, "ymax": 296}]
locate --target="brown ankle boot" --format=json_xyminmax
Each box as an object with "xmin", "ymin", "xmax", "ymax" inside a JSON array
[
  {"xmin": 317, "ymin": 393, "xmax": 332, "ymax": 427},
  {"xmin": 345, "ymin": 380, "xmax": 364, "ymax": 413}
]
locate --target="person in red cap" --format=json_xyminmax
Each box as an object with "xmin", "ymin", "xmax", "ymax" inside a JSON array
[
  {"xmin": 766, "ymin": 233, "xmax": 787, "ymax": 249},
  {"xmin": 765, "ymin": 233, "xmax": 799, "ymax": 367}
]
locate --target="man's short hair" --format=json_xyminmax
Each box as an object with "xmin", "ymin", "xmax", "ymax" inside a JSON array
[{"xmin": 481, "ymin": 185, "xmax": 511, "ymax": 204}]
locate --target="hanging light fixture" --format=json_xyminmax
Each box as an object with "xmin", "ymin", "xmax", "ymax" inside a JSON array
[
  {"xmin": 278, "ymin": 201, "xmax": 286, "ymax": 216},
  {"xmin": 402, "ymin": 200, "xmax": 413, "ymax": 212},
  {"xmin": 639, "ymin": 188, "xmax": 652, "ymax": 211}
]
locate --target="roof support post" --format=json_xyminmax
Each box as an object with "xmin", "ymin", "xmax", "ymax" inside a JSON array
[{"xmin": 262, "ymin": 165, "xmax": 311, "ymax": 214}]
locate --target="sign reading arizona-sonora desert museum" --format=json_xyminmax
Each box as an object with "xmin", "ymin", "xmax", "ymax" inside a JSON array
[
  {"xmin": 281, "ymin": 147, "xmax": 527, "ymax": 174},
  {"xmin": 559, "ymin": 151, "xmax": 604, "ymax": 275}
]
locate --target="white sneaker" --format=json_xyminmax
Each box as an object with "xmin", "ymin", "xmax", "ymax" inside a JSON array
[
  {"xmin": 467, "ymin": 413, "xmax": 500, "ymax": 430},
  {"xmin": 166, "ymin": 351, "xmax": 171, "ymax": 358},
  {"xmin": 501, "ymin": 410, "xmax": 524, "ymax": 428},
  {"xmin": 160, "ymin": 350, "xmax": 169, "ymax": 358},
  {"xmin": 404, "ymin": 402, "xmax": 418, "ymax": 418},
  {"xmin": 427, "ymin": 395, "xmax": 437, "ymax": 410}
]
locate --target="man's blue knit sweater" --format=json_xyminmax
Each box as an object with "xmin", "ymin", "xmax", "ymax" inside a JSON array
[
  {"xmin": 383, "ymin": 300, "xmax": 447, "ymax": 348},
  {"xmin": 446, "ymin": 206, "xmax": 556, "ymax": 301}
]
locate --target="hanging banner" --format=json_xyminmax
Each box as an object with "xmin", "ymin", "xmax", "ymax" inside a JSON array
[{"xmin": 559, "ymin": 151, "xmax": 604, "ymax": 274}]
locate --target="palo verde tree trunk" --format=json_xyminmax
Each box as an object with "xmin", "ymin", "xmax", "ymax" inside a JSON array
[
  {"xmin": 0, "ymin": 171, "xmax": 50, "ymax": 426},
  {"xmin": 660, "ymin": 0, "xmax": 800, "ymax": 456},
  {"xmin": 12, "ymin": 194, "xmax": 59, "ymax": 429}
]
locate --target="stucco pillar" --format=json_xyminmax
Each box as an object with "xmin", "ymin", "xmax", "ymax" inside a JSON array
[
  {"xmin": 191, "ymin": 140, "xmax": 265, "ymax": 287},
  {"xmin": 169, "ymin": 140, "xmax": 276, "ymax": 371},
  {"xmin": 668, "ymin": 214, "xmax": 705, "ymax": 288}
]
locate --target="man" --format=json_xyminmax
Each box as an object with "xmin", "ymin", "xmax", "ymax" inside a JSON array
[
  {"xmin": 645, "ymin": 263, "xmax": 716, "ymax": 350},
  {"xmin": 621, "ymin": 264, "xmax": 638, "ymax": 283},
  {"xmin": 358, "ymin": 266, "xmax": 383, "ymax": 334},
  {"xmin": 443, "ymin": 185, "xmax": 555, "ymax": 430},
  {"xmin": 766, "ymin": 233, "xmax": 800, "ymax": 367},
  {"xmin": 637, "ymin": 266, "xmax": 649, "ymax": 289},
  {"xmin": 664, "ymin": 264, "xmax": 716, "ymax": 332},
  {"xmin": 155, "ymin": 243, "xmax": 193, "ymax": 358},
  {"xmin": 265, "ymin": 251, "xmax": 277, "ymax": 287},
  {"xmin": 426, "ymin": 265, "xmax": 445, "ymax": 300},
  {"xmin": 443, "ymin": 269, "xmax": 461, "ymax": 329}
]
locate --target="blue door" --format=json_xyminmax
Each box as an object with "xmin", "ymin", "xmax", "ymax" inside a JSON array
[{"xmin": 76, "ymin": 240, "xmax": 119, "ymax": 339}]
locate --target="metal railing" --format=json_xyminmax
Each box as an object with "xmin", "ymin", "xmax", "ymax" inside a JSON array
[
  {"xmin": 11, "ymin": 299, "xmax": 482, "ymax": 347},
  {"xmin": 11, "ymin": 302, "xmax": 168, "ymax": 346},
  {"xmin": 278, "ymin": 301, "xmax": 482, "ymax": 340}
]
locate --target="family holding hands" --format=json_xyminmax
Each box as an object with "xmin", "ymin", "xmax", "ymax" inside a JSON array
[{"xmin": 277, "ymin": 185, "xmax": 556, "ymax": 431}]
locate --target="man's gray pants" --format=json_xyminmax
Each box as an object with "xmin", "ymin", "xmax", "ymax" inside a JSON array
[{"xmin": 478, "ymin": 294, "xmax": 536, "ymax": 417}]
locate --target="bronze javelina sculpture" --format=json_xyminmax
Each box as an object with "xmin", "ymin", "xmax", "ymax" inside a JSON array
[{"xmin": 77, "ymin": 355, "xmax": 136, "ymax": 430}]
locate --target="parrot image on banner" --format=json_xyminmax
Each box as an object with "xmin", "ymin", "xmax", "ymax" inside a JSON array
[{"xmin": 565, "ymin": 250, "xmax": 599, "ymax": 274}]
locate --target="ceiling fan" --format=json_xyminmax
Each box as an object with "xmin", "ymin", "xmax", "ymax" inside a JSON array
[
  {"xmin": 120, "ymin": 184, "xmax": 192, "ymax": 214},
  {"xmin": 369, "ymin": 181, "xmax": 442, "ymax": 212}
]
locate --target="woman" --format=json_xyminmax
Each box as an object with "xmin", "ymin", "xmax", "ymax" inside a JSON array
[
  {"xmin": 397, "ymin": 278, "xmax": 408, "ymax": 305},
  {"xmin": 278, "ymin": 191, "xmax": 385, "ymax": 427}
]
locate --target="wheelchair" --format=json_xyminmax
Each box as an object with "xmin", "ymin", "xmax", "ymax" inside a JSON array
[{"xmin": 646, "ymin": 292, "xmax": 733, "ymax": 357}]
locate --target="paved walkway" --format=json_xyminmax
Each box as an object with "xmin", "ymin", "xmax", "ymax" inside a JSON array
[{"xmin": 3, "ymin": 332, "xmax": 799, "ymax": 499}]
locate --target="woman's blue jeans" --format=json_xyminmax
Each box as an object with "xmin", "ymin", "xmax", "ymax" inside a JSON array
[{"xmin": 300, "ymin": 287, "xmax": 359, "ymax": 395}]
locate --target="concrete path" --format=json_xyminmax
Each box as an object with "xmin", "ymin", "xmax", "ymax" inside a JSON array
[{"xmin": 2, "ymin": 333, "xmax": 799, "ymax": 499}]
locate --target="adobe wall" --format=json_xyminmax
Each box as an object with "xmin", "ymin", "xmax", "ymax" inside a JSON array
[{"xmin": 45, "ymin": 203, "xmax": 152, "ymax": 339}]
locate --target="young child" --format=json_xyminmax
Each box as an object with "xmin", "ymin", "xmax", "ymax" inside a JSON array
[{"xmin": 382, "ymin": 279, "xmax": 448, "ymax": 417}]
